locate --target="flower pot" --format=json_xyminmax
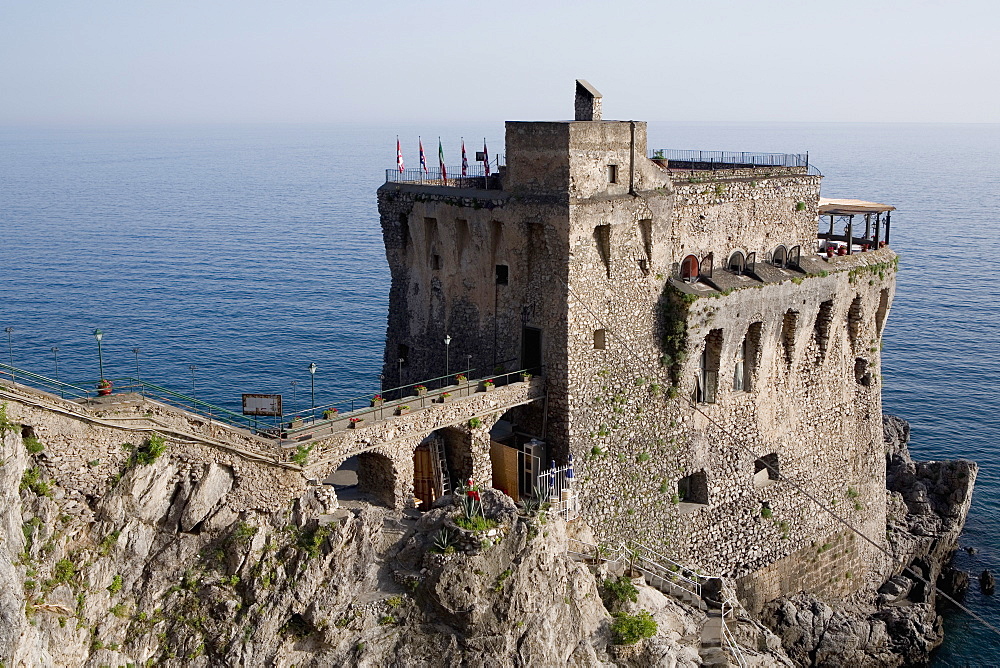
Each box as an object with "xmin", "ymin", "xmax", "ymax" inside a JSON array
[
  {"xmin": 414, "ymin": 388, "xmax": 427, "ymax": 396},
  {"xmin": 97, "ymin": 387, "xmax": 112, "ymax": 396},
  {"xmin": 396, "ymin": 407, "xmax": 411, "ymax": 416},
  {"xmin": 349, "ymin": 420, "xmax": 363, "ymax": 429},
  {"xmin": 371, "ymin": 399, "xmax": 384, "ymax": 408},
  {"xmin": 438, "ymin": 395, "xmax": 452, "ymax": 403}
]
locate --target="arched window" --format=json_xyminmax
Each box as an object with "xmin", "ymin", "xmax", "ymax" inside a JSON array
[
  {"xmin": 679, "ymin": 254, "xmax": 699, "ymax": 283},
  {"xmin": 772, "ymin": 245, "xmax": 787, "ymax": 267},
  {"xmin": 728, "ymin": 251, "xmax": 746, "ymax": 274},
  {"xmin": 700, "ymin": 252, "xmax": 714, "ymax": 279}
]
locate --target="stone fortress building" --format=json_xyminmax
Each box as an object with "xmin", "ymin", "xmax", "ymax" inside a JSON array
[{"xmin": 377, "ymin": 80, "xmax": 900, "ymax": 611}]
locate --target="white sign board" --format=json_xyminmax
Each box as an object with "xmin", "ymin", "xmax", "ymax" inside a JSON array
[{"xmin": 242, "ymin": 393, "xmax": 282, "ymax": 416}]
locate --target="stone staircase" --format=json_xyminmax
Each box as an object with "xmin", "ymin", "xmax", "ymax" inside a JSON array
[{"xmin": 565, "ymin": 538, "xmax": 748, "ymax": 667}]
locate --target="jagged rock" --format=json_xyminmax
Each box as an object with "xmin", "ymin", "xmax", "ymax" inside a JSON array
[
  {"xmin": 980, "ymin": 569, "xmax": 995, "ymax": 595},
  {"xmin": 179, "ymin": 462, "xmax": 234, "ymax": 532},
  {"xmin": 937, "ymin": 566, "xmax": 969, "ymax": 601}
]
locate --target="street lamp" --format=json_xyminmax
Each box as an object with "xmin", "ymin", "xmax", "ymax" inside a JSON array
[
  {"xmin": 466, "ymin": 353, "xmax": 473, "ymax": 377},
  {"xmin": 93, "ymin": 329, "xmax": 105, "ymax": 381},
  {"xmin": 444, "ymin": 334, "xmax": 451, "ymax": 380},
  {"xmin": 308, "ymin": 362, "xmax": 317, "ymax": 411},
  {"xmin": 188, "ymin": 364, "xmax": 197, "ymax": 397},
  {"xmin": 131, "ymin": 347, "xmax": 142, "ymax": 395},
  {"xmin": 290, "ymin": 380, "xmax": 298, "ymax": 403},
  {"xmin": 51, "ymin": 346, "xmax": 61, "ymax": 396},
  {"xmin": 5, "ymin": 327, "xmax": 14, "ymax": 382}
]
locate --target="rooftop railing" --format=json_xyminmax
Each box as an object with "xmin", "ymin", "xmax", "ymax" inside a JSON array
[{"xmin": 649, "ymin": 149, "xmax": 822, "ymax": 176}]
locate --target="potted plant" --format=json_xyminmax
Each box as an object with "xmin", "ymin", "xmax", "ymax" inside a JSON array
[
  {"xmin": 455, "ymin": 373, "xmax": 467, "ymax": 384},
  {"xmin": 97, "ymin": 379, "xmax": 113, "ymax": 396},
  {"xmin": 519, "ymin": 371, "xmax": 532, "ymax": 382},
  {"xmin": 370, "ymin": 394, "xmax": 384, "ymax": 407},
  {"xmin": 349, "ymin": 417, "xmax": 364, "ymax": 429},
  {"xmin": 438, "ymin": 392, "xmax": 452, "ymax": 403},
  {"xmin": 288, "ymin": 416, "xmax": 303, "ymax": 429},
  {"xmin": 481, "ymin": 378, "xmax": 495, "ymax": 392},
  {"xmin": 323, "ymin": 407, "xmax": 338, "ymax": 420},
  {"xmin": 396, "ymin": 404, "xmax": 411, "ymax": 416},
  {"xmin": 414, "ymin": 385, "xmax": 428, "ymax": 396}
]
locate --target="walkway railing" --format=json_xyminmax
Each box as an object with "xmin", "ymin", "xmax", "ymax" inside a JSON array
[{"xmin": 0, "ymin": 361, "xmax": 542, "ymax": 445}]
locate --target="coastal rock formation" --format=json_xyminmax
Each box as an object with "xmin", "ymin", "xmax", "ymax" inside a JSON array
[
  {"xmin": 0, "ymin": 424, "xmax": 794, "ymax": 667},
  {"xmin": 760, "ymin": 414, "xmax": 977, "ymax": 667}
]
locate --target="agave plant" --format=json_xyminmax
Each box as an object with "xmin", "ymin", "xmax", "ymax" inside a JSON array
[{"xmin": 432, "ymin": 527, "xmax": 454, "ymax": 552}]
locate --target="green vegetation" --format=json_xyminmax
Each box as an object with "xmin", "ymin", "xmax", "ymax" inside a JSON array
[
  {"xmin": 431, "ymin": 527, "xmax": 456, "ymax": 554},
  {"xmin": 386, "ymin": 596, "xmax": 403, "ymax": 608},
  {"xmin": 107, "ymin": 574, "xmax": 123, "ymax": 594},
  {"xmin": 760, "ymin": 505, "xmax": 773, "ymax": 520},
  {"xmin": 379, "ymin": 614, "xmax": 396, "ymax": 625},
  {"xmin": 468, "ymin": 417, "xmax": 482, "ymax": 429},
  {"xmin": 637, "ymin": 452, "xmax": 650, "ymax": 463},
  {"xmin": 601, "ymin": 576, "xmax": 638, "ymax": 607},
  {"xmin": 492, "ymin": 569, "xmax": 513, "ymax": 593},
  {"xmin": 611, "ymin": 610, "xmax": 658, "ymax": 645},
  {"xmin": 23, "ymin": 435, "xmax": 44, "ymax": 454},
  {"xmin": 52, "ymin": 557, "xmax": 76, "ymax": 585},
  {"xmin": 291, "ymin": 444, "xmax": 312, "ymax": 466},
  {"xmin": 0, "ymin": 402, "xmax": 15, "ymax": 436},
  {"xmin": 454, "ymin": 514, "xmax": 497, "ymax": 532},
  {"xmin": 658, "ymin": 284, "xmax": 696, "ymax": 386},
  {"xmin": 297, "ymin": 526, "xmax": 330, "ymax": 559},
  {"xmin": 98, "ymin": 530, "xmax": 120, "ymax": 556},
  {"xmin": 20, "ymin": 467, "xmax": 52, "ymax": 497},
  {"xmin": 795, "ymin": 201, "xmax": 806, "ymax": 211}
]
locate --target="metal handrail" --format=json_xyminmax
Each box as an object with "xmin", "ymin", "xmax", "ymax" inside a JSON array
[
  {"xmin": 0, "ymin": 363, "xmax": 95, "ymax": 400},
  {"xmin": 649, "ymin": 149, "xmax": 809, "ymax": 168}
]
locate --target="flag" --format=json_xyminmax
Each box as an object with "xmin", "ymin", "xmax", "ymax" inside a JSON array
[
  {"xmin": 438, "ymin": 138, "xmax": 447, "ymax": 181},
  {"xmin": 483, "ymin": 139, "xmax": 490, "ymax": 177},
  {"xmin": 419, "ymin": 137, "xmax": 427, "ymax": 173},
  {"xmin": 396, "ymin": 137, "xmax": 404, "ymax": 173},
  {"xmin": 461, "ymin": 138, "xmax": 468, "ymax": 176}
]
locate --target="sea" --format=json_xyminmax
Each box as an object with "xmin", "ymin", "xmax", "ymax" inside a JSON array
[{"xmin": 1, "ymin": 121, "xmax": 997, "ymax": 665}]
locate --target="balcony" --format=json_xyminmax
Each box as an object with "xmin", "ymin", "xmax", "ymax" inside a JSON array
[{"xmin": 649, "ymin": 149, "xmax": 822, "ymax": 176}]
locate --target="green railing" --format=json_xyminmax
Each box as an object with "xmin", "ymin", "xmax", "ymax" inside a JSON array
[{"xmin": 1, "ymin": 361, "xmax": 541, "ymax": 442}]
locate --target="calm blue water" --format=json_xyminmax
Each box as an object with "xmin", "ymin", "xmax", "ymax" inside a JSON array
[{"xmin": 1, "ymin": 122, "xmax": 997, "ymax": 662}]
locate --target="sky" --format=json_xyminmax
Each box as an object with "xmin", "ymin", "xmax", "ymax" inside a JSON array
[{"xmin": 1, "ymin": 0, "xmax": 998, "ymax": 126}]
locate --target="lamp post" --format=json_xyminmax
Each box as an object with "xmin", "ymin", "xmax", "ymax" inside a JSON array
[
  {"xmin": 93, "ymin": 329, "xmax": 105, "ymax": 381},
  {"xmin": 51, "ymin": 346, "xmax": 61, "ymax": 396},
  {"xmin": 308, "ymin": 362, "xmax": 317, "ymax": 413},
  {"xmin": 290, "ymin": 380, "xmax": 298, "ymax": 403},
  {"xmin": 444, "ymin": 334, "xmax": 451, "ymax": 381},
  {"xmin": 131, "ymin": 347, "xmax": 142, "ymax": 396},
  {"xmin": 188, "ymin": 364, "xmax": 196, "ymax": 397},
  {"xmin": 466, "ymin": 354, "xmax": 473, "ymax": 377},
  {"xmin": 5, "ymin": 327, "xmax": 14, "ymax": 382}
]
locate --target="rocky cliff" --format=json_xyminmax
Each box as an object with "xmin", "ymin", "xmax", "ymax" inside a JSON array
[
  {"xmin": 0, "ymin": 410, "xmax": 974, "ymax": 667},
  {"xmin": 760, "ymin": 414, "xmax": 977, "ymax": 667},
  {"xmin": 0, "ymin": 418, "xmax": 793, "ymax": 667}
]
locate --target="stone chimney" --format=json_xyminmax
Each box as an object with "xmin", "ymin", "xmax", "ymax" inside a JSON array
[{"xmin": 574, "ymin": 79, "xmax": 602, "ymax": 121}]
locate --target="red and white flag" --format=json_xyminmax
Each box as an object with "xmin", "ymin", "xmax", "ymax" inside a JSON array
[
  {"xmin": 419, "ymin": 137, "xmax": 427, "ymax": 173},
  {"xmin": 396, "ymin": 137, "xmax": 404, "ymax": 173},
  {"xmin": 461, "ymin": 138, "xmax": 468, "ymax": 176},
  {"xmin": 483, "ymin": 139, "xmax": 490, "ymax": 177}
]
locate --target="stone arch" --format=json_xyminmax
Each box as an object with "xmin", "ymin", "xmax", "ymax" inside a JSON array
[{"xmin": 357, "ymin": 451, "xmax": 399, "ymax": 508}]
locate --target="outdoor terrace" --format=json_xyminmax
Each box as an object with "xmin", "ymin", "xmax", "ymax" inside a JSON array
[{"xmin": 650, "ymin": 149, "xmax": 823, "ymax": 176}]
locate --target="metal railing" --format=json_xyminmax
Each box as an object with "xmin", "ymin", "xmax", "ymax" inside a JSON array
[
  {"xmin": 385, "ymin": 161, "xmax": 505, "ymax": 188},
  {"xmin": 649, "ymin": 149, "xmax": 823, "ymax": 176},
  {"xmin": 1, "ymin": 361, "xmax": 542, "ymax": 445}
]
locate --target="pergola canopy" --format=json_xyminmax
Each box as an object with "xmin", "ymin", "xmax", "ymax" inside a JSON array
[{"xmin": 818, "ymin": 198, "xmax": 896, "ymax": 216}]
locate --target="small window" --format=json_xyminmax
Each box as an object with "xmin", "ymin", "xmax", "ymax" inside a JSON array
[
  {"xmin": 728, "ymin": 251, "xmax": 746, "ymax": 274},
  {"xmin": 754, "ymin": 453, "xmax": 779, "ymax": 487},
  {"xmin": 679, "ymin": 254, "xmax": 699, "ymax": 283},
  {"xmin": 697, "ymin": 329, "xmax": 722, "ymax": 404},
  {"xmin": 432, "ymin": 254, "xmax": 441, "ymax": 270},
  {"xmin": 594, "ymin": 225, "xmax": 611, "ymax": 276},
  {"xmin": 594, "ymin": 329, "xmax": 607, "ymax": 350},
  {"xmin": 733, "ymin": 336, "xmax": 748, "ymax": 391},
  {"xmin": 607, "ymin": 164, "xmax": 618, "ymax": 183},
  {"xmin": 495, "ymin": 264, "xmax": 509, "ymax": 285},
  {"xmin": 772, "ymin": 245, "xmax": 787, "ymax": 267},
  {"xmin": 677, "ymin": 471, "xmax": 709, "ymax": 505},
  {"xmin": 397, "ymin": 344, "xmax": 409, "ymax": 365}
]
